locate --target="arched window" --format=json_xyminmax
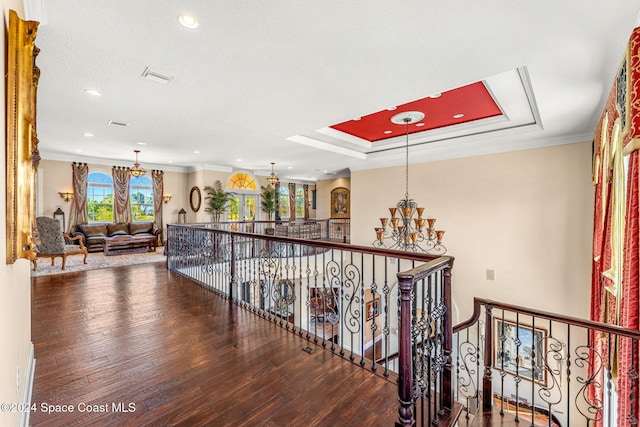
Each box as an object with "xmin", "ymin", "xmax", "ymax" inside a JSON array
[
  {"xmin": 130, "ymin": 175, "xmax": 154, "ymax": 221},
  {"xmin": 227, "ymin": 172, "xmax": 257, "ymax": 191},
  {"xmin": 278, "ymin": 186, "xmax": 289, "ymax": 219},
  {"xmin": 87, "ymin": 171, "xmax": 114, "ymax": 222},
  {"xmin": 295, "ymin": 187, "xmax": 305, "ymax": 218}
]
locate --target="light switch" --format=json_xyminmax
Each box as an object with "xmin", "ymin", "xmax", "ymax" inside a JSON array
[{"xmin": 486, "ymin": 269, "xmax": 495, "ymax": 281}]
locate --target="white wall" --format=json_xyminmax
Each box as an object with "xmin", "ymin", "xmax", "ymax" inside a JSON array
[
  {"xmin": 351, "ymin": 142, "xmax": 594, "ymax": 322},
  {"xmin": 0, "ymin": 2, "xmax": 35, "ymax": 426}
]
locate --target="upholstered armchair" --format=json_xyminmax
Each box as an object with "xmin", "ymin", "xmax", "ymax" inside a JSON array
[{"xmin": 34, "ymin": 216, "xmax": 88, "ymax": 270}]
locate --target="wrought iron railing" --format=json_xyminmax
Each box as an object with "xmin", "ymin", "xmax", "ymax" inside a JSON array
[
  {"xmin": 190, "ymin": 218, "xmax": 350, "ymax": 243},
  {"xmin": 165, "ymin": 223, "xmax": 455, "ymax": 426},
  {"xmin": 453, "ymin": 298, "xmax": 640, "ymax": 426}
]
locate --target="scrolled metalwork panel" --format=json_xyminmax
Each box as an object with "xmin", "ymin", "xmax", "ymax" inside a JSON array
[
  {"xmin": 326, "ymin": 255, "xmax": 361, "ymax": 337},
  {"xmin": 574, "ymin": 344, "xmax": 605, "ymax": 423}
]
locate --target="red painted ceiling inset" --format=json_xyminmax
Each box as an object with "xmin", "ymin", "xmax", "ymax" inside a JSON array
[{"xmin": 330, "ymin": 82, "xmax": 502, "ymax": 142}]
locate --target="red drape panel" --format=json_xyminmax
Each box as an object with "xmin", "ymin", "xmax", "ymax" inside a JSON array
[{"xmin": 619, "ymin": 152, "xmax": 640, "ymax": 426}]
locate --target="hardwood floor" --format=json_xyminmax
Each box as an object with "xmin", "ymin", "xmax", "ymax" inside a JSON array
[{"xmin": 30, "ymin": 262, "xmax": 399, "ymax": 426}]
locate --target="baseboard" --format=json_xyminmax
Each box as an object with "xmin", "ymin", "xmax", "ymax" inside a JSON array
[
  {"xmin": 19, "ymin": 343, "xmax": 35, "ymax": 427},
  {"xmin": 363, "ymin": 334, "xmax": 384, "ymax": 351}
]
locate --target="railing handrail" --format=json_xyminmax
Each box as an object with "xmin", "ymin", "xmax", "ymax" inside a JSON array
[
  {"xmin": 397, "ymin": 255, "xmax": 455, "ymax": 282},
  {"xmin": 453, "ymin": 296, "xmax": 640, "ymax": 339},
  {"xmin": 167, "ymin": 223, "xmax": 440, "ymax": 263}
]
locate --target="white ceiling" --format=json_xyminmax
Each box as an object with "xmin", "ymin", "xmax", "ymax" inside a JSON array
[{"xmin": 30, "ymin": 1, "xmax": 640, "ymax": 182}]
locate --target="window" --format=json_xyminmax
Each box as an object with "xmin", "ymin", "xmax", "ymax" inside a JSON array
[
  {"xmin": 295, "ymin": 187, "xmax": 305, "ymax": 218},
  {"xmin": 87, "ymin": 171, "xmax": 114, "ymax": 222},
  {"xmin": 226, "ymin": 172, "xmax": 259, "ymax": 220},
  {"xmin": 130, "ymin": 175, "xmax": 154, "ymax": 221},
  {"xmin": 279, "ymin": 186, "xmax": 289, "ymax": 219},
  {"xmin": 227, "ymin": 173, "xmax": 257, "ymax": 191}
]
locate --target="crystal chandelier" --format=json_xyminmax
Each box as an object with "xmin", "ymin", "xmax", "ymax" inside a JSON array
[
  {"xmin": 129, "ymin": 149, "xmax": 146, "ymax": 177},
  {"xmin": 266, "ymin": 162, "xmax": 279, "ymax": 186},
  {"xmin": 372, "ymin": 111, "xmax": 446, "ymax": 254}
]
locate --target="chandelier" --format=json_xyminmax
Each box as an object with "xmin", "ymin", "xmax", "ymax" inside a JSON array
[
  {"xmin": 129, "ymin": 149, "xmax": 146, "ymax": 177},
  {"xmin": 266, "ymin": 162, "xmax": 279, "ymax": 186},
  {"xmin": 372, "ymin": 111, "xmax": 446, "ymax": 254}
]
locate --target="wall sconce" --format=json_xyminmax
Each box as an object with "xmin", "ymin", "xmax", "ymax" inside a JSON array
[
  {"xmin": 163, "ymin": 195, "xmax": 172, "ymax": 204},
  {"xmin": 58, "ymin": 192, "xmax": 74, "ymax": 202},
  {"xmin": 178, "ymin": 208, "xmax": 187, "ymax": 224}
]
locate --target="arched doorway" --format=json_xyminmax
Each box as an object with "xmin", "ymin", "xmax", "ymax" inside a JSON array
[{"xmin": 225, "ymin": 171, "xmax": 260, "ymax": 221}]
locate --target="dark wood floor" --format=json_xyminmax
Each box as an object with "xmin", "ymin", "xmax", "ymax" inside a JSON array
[{"xmin": 30, "ymin": 262, "xmax": 399, "ymax": 426}]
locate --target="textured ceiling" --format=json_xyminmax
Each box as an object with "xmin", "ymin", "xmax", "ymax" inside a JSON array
[{"xmin": 31, "ymin": 1, "xmax": 640, "ymax": 182}]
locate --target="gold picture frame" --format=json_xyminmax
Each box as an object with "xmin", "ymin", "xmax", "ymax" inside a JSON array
[
  {"xmin": 6, "ymin": 10, "xmax": 40, "ymax": 264},
  {"xmin": 330, "ymin": 187, "xmax": 350, "ymax": 219}
]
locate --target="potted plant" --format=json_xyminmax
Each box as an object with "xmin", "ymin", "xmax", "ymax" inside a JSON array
[
  {"xmin": 203, "ymin": 180, "xmax": 234, "ymax": 222},
  {"xmin": 261, "ymin": 185, "xmax": 277, "ymax": 235}
]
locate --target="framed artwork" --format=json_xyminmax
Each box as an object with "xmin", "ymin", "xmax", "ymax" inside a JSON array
[
  {"xmin": 494, "ymin": 319, "xmax": 546, "ymax": 383},
  {"xmin": 330, "ymin": 187, "xmax": 350, "ymax": 218},
  {"xmin": 366, "ymin": 297, "xmax": 380, "ymax": 321}
]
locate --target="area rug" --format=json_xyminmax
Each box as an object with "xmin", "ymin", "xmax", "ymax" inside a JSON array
[{"xmin": 31, "ymin": 247, "xmax": 166, "ymax": 277}]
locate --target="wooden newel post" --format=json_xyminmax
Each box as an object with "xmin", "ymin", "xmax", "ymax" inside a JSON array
[
  {"xmin": 396, "ymin": 272, "xmax": 415, "ymax": 426},
  {"xmin": 483, "ymin": 304, "xmax": 493, "ymax": 412}
]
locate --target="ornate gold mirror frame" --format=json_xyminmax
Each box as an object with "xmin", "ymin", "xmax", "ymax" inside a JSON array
[{"xmin": 6, "ymin": 10, "xmax": 40, "ymax": 264}]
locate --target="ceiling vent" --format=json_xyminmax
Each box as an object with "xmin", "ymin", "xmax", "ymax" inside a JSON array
[
  {"xmin": 141, "ymin": 67, "xmax": 174, "ymax": 85},
  {"xmin": 108, "ymin": 120, "xmax": 128, "ymax": 127}
]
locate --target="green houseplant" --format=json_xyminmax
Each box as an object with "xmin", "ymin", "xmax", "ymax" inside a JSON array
[
  {"xmin": 203, "ymin": 180, "xmax": 234, "ymax": 222},
  {"xmin": 261, "ymin": 185, "xmax": 277, "ymax": 235},
  {"xmin": 260, "ymin": 185, "xmax": 277, "ymax": 221}
]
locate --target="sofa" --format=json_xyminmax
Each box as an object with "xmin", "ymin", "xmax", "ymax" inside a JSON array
[{"xmin": 74, "ymin": 222, "xmax": 161, "ymax": 253}]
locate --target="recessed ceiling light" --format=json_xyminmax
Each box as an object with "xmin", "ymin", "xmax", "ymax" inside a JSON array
[
  {"xmin": 83, "ymin": 132, "xmax": 94, "ymax": 137},
  {"xmin": 353, "ymin": 117, "xmax": 361, "ymax": 121},
  {"xmin": 453, "ymin": 113, "xmax": 465, "ymax": 119},
  {"xmin": 194, "ymin": 150, "xmax": 200, "ymax": 154},
  {"xmin": 384, "ymin": 130, "xmax": 393, "ymax": 134},
  {"xmin": 136, "ymin": 141, "xmax": 146, "ymax": 145},
  {"xmin": 168, "ymin": 160, "xmax": 173, "ymax": 164},
  {"xmin": 387, "ymin": 107, "xmax": 397, "ymax": 111},
  {"xmin": 429, "ymin": 93, "xmax": 442, "ymax": 98},
  {"xmin": 288, "ymin": 166, "xmax": 293, "ymax": 169},
  {"xmin": 75, "ymin": 149, "xmax": 83, "ymax": 153},
  {"xmin": 84, "ymin": 89, "xmax": 101, "ymax": 97},
  {"xmin": 236, "ymin": 158, "xmax": 243, "ymax": 162},
  {"xmin": 179, "ymin": 14, "xmax": 198, "ymax": 29},
  {"xmin": 416, "ymin": 123, "xmax": 425, "ymax": 127}
]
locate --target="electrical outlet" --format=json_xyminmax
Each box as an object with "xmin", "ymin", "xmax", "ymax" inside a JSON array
[
  {"xmin": 486, "ymin": 269, "xmax": 495, "ymax": 281},
  {"xmin": 16, "ymin": 367, "xmax": 20, "ymax": 393}
]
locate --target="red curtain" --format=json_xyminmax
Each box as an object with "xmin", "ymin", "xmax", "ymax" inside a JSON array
[
  {"xmin": 619, "ymin": 152, "xmax": 640, "ymax": 426},
  {"xmin": 591, "ymin": 27, "xmax": 640, "ymax": 426}
]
